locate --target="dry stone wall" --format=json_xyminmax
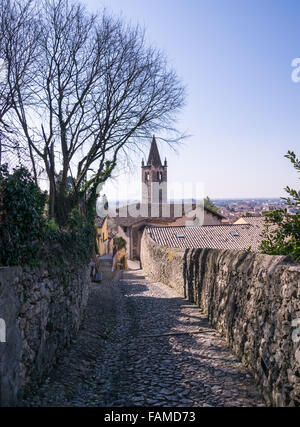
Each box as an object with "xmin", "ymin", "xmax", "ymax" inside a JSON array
[
  {"xmin": 0, "ymin": 263, "xmax": 91, "ymax": 406},
  {"xmin": 141, "ymin": 230, "xmax": 300, "ymax": 407}
]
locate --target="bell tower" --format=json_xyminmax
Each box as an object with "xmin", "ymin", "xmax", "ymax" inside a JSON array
[{"xmin": 141, "ymin": 136, "xmax": 168, "ymax": 206}]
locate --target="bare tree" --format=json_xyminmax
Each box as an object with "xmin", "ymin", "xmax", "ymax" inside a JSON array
[
  {"xmin": 0, "ymin": 0, "xmax": 40, "ymax": 172},
  {"xmin": 6, "ymin": 0, "xmax": 186, "ymax": 224}
]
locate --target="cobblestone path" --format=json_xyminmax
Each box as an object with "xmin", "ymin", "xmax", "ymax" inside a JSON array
[{"xmin": 21, "ymin": 270, "xmax": 266, "ymax": 407}]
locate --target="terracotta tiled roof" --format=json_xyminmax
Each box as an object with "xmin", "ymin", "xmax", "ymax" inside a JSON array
[
  {"xmin": 234, "ymin": 215, "xmax": 267, "ymax": 227},
  {"xmin": 113, "ymin": 216, "xmax": 159, "ymax": 228},
  {"xmin": 203, "ymin": 206, "xmax": 225, "ymax": 219},
  {"xmin": 95, "ymin": 216, "xmax": 107, "ymax": 228},
  {"xmin": 147, "ymin": 224, "xmax": 265, "ymax": 252},
  {"xmin": 241, "ymin": 216, "xmax": 266, "ymax": 226}
]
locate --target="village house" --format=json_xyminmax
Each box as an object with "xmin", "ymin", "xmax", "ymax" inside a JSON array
[{"xmin": 95, "ymin": 215, "xmax": 109, "ymax": 256}]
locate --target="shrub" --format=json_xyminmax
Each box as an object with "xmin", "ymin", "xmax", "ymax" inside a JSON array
[
  {"xmin": 42, "ymin": 208, "xmax": 95, "ymax": 268},
  {"xmin": 113, "ymin": 236, "xmax": 127, "ymax": 250},
  {"xmin": 260, "ymin": 151, "xmax": 300, "ymax": 263},
  {"xmin": 0, "ymin": 166, "xmax": 95, "ymax": 267},
  {"xmin": 0, "ymin": 165, "xmax": 47, "ymax": 266}
]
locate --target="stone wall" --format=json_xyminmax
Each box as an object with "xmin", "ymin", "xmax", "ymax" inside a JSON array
[
  {"xmin": 141, "ymin": 230, "xmax": 300, "ymax": 407},
  {"xmin": 0, "ymin": 262, "xmax": 91, "ymax": 406}
]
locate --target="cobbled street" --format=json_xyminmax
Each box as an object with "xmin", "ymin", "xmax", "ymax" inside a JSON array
[{"xmin": 21, "ymin": 268, "xmax": 266, "ymax": 407}]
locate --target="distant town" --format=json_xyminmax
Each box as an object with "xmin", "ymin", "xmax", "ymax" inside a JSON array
[{"xmin": 212, "ymin": 198, "xmax": 289, "ymax": 223}]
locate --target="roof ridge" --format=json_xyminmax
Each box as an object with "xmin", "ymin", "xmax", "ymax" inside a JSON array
[{"xmin": 146, "ymin": 224, "xmax": 253, "ymax": 229}]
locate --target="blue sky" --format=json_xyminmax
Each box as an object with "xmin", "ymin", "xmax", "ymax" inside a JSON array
[{"xmin": 83, "ymin": 0, "xmax": 300, "ymax": 199}]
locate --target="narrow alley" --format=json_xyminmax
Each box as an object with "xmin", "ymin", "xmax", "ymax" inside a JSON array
[{"xmin": 21, "ymin": 268, "xmax": 266, "ymax": 407}]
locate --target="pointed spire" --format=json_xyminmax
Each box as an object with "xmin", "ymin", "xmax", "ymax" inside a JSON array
[{"xmin": 147, "ymin": 135, "xmax": 162, "ymax": 167}]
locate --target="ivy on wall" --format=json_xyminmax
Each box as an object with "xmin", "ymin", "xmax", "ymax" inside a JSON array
[
  {"xmin": 0, "ymin": 165, "xmax": 95, "ymax": 268},
  {"xmin": 0, "ymin": 166, "xmax": 46, "ymax": 266}
]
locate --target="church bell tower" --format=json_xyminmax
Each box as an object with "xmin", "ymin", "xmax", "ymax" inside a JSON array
[{"xmin": 141, "ymin": 136, "xmax": 168, "ymax": 206}]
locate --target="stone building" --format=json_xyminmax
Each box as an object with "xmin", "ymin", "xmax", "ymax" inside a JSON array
[
  {"xmin": 112, "ymin": 136, "xmax": 225, "ymax": 260},
  {"xmin": 141, "ymin": 136, "xmax": 168, "ymax": 205}
]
